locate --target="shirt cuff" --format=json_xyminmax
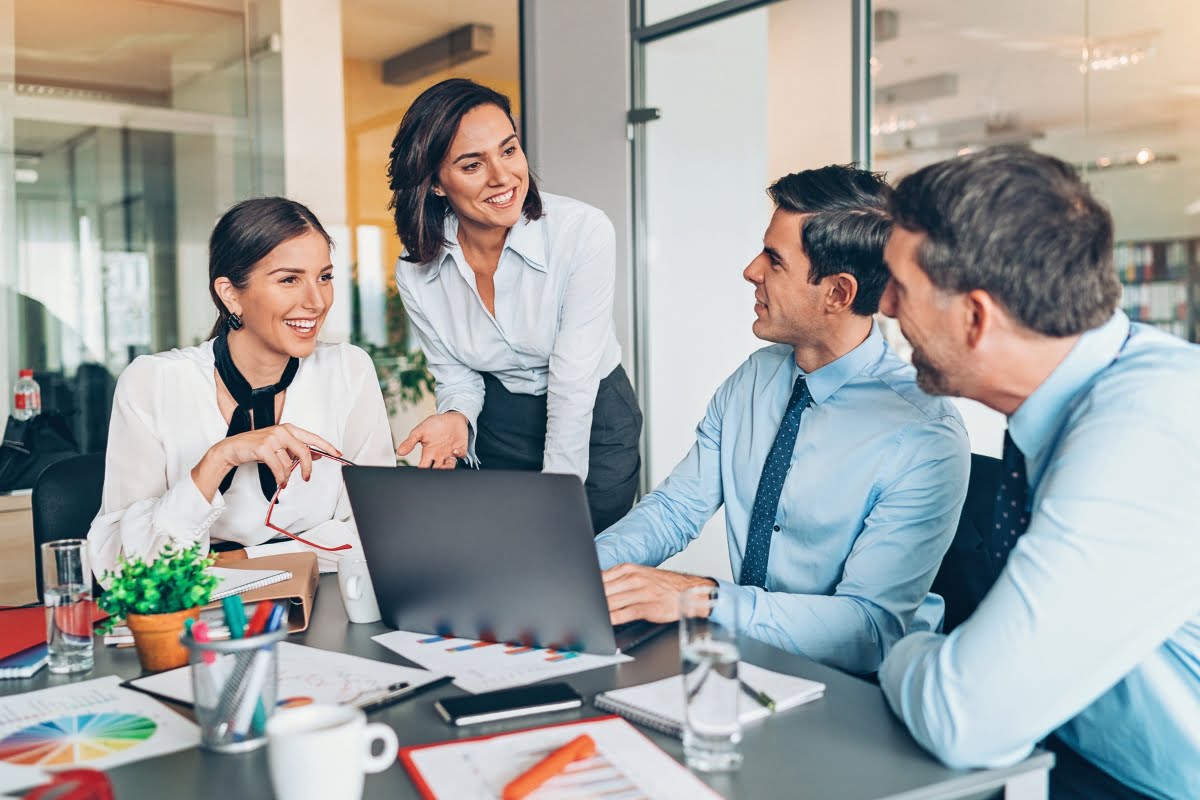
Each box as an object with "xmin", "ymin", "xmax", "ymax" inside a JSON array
[
  {"xmin": 709, "ymin": 578, "xmax": 754, "ymax": 632},
  {"xmin": 439, "ymin": 403, "xmax": 481, "ymax": 468},
  {"xmin": 152, "ymin": 475, "xmax": 226, "ymax": 546}
]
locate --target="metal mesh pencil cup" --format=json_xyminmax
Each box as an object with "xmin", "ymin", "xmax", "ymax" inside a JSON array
[{"xmin": 182, "ymin": 626, "xmax": 289, "ymax": 753}]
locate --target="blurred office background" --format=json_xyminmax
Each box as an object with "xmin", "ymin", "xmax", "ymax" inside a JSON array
[{"xmin": 1, "ymin": 1, "xmax": 1196, "ymax": 578}]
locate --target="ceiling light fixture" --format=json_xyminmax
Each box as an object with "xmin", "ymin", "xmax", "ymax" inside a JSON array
[{"xmin": 1079, "ymin": 31, "xmax": 1158, "ymax": 74}]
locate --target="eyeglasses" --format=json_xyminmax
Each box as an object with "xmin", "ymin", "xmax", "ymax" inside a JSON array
[{"xmin": 264, "ymin": 447, "xmax": 357, "ymax": 553}]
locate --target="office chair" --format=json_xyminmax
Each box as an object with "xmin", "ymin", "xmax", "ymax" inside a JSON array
[
  {"xmin": 931, "ymin": 452, "xmax": 1003, "ymax": 634},
  {"xmin": 31, "ymin": 452, "xmax": 105, "ymax": 602}
]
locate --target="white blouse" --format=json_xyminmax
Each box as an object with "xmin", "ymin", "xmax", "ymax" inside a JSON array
[
  {"xmin": 395, "ymin": 192, "xmax": 622, "ymax": 481},
  {"xmin": 87, "ymin": 340, "xmax": 395, "ymax": 578}
]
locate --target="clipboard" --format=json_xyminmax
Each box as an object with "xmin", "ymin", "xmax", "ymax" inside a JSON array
[
  {"xmin": 398, "ymin": 715, "xmax": 722, "ymax": 800},
  {"xmin": 203, "ymin": 552, "xmax": 320, "ymax": 632}
]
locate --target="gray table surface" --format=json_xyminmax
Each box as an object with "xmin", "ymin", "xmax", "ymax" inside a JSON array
[{"xmin": 3, "ymin": 577, "xmax": 1051, "ymax": 799}]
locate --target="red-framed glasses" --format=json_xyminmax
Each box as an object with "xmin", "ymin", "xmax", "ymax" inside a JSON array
[{"xmin": 264, "ymin": 447, "xmax": 357, "ymax": 552}]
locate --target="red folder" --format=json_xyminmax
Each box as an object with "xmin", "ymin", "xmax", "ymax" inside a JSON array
[{"xmin": 0, "ymin": 607, "xmax": 46, "ymax": 661}]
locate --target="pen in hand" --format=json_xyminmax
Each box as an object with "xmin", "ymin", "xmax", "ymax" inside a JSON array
[{"xmin": 502, "ymin": 734, "xmax": 596, "ymax": 800}]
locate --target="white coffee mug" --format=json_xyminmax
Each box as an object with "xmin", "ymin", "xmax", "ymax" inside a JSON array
[
  {"xmin": 337, "ymin": 555, "xmax": 382, "ymax": 624},
  {"xmin": 266, "ymin": 704, "xmax": 397, "ymax": 800}
]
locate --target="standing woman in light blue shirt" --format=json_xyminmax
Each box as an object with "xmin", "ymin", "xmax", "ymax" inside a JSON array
[{"xmin": 386, "ymin": 78, "xmax": 641, "ymax": 534}]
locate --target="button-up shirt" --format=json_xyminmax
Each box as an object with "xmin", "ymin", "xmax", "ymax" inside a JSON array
[
  {"xmin": 394, "ymin": 193, "xmax": 622, "ymax": 480},
  {"xmin": 596, "ymin": 324, "xmax": 970, "ymax": 674},
  {"xmin": 879, "ymin": 312, "xmax": 1200, "ymax": 800}
]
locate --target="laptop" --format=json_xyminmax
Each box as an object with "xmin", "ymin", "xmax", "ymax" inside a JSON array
[{"xmin": 343, "ymin": 466, "xmax": 669, "ymax": 655}]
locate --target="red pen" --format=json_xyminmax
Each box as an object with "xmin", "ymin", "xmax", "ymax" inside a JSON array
[{"xmin": 245, "ymin": 602, "xmax": 274, "ymax": 636}]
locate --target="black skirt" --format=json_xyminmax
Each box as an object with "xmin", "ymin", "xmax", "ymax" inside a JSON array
[{"xmin": 475, "ymin": 365, "xmax": 643, "ymax": 535}]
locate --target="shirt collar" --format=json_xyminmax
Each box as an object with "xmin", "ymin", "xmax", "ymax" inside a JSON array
[
  {"xmin": 794, "ymin": 320, "xmax": 886, "ymax": 405},
  {"xmin": 422, "ymin": 211, "xmax": 546, "ymax": 282},
  {"xmin": 1008, "ymin": 311, "xmax": 1131, "ymax": 487}
]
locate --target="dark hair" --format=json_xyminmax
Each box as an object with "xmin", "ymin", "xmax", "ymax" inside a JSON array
[
  {"xmin": 207, "ymin": 197, "xmax": 334, "ymax": 339},
  {"xmin": 768, "ymin": 165, "xmax": 893, "ymax": 316},
  {"xmin": 890, "ymin": 146, "xmax": 1119, "ymax": 336},
  {"xmin": 387, "ymin": 78, "xmax": 543, "ymax": 264}
]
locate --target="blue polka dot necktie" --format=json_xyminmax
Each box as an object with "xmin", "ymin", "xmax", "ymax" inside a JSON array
[
  {"xmin": 740, "ymin": 376, "xmax": 811, "ymax": 588},
  {"xmin": 990, "ymin": 430, "xmax": 1030, "ymax": 577}
]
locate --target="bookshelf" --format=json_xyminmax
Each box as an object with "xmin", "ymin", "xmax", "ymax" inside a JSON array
[{"xmin": 1113, "ymin": 237, "xmax": 1198, "ymax": 342}]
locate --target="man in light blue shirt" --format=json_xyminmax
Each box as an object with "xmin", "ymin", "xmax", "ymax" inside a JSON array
[
  {"xmin": 878, "ymin": 147, "xmax": 1200, "ymax": 799},
  {"xmin": 596, "ymin": 165, "xmax": 970, "ymax": 675}
]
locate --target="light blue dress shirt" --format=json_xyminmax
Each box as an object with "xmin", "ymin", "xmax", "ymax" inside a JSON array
[
  {"xmin": 395, "ymin": 193, "xmax": 623, "ymax": 480},
  {"xmin": 595, "ymin": 324, "xmax": 970, "ymax": 674},
  {"xmin": 879, "ymin": 312, "xmax": 1200, "ymax": 800}
]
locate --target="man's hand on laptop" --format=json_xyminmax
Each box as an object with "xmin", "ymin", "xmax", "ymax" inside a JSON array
[{"xmin": 602, "ymin": 564, "xmax": 718, "ymax": 625}]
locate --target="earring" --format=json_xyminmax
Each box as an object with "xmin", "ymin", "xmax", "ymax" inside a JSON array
[{"xmin": 227, "ymin": 312, "xmax": 243, "ymax": 331}]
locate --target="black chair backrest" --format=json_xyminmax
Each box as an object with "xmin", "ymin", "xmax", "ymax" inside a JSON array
[
  {"xmin": 932, "ymin": 452, "xmax": 1003, "ymax": 634},
  {"xmin": 32, "ymin": 452, "xmax": 105, "ymax": 602}
]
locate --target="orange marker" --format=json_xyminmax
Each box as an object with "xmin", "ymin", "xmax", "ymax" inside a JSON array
[{"xmin": 501, "ymin": 734, "xmax": 596, "ymax": 800}]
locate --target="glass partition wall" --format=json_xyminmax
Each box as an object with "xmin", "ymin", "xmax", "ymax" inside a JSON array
[{"xmin": 0, "ymin": 0, "xmax": 280, "ymax": 453}]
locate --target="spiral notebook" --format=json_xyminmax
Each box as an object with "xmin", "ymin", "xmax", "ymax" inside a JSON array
[
  {"xmin": 593, "ymin": 661, "xmax": 825, "ymax": 738},
  {"xmin": 207, "ymin": 566, "xmax": 293, "ymax": 601}
]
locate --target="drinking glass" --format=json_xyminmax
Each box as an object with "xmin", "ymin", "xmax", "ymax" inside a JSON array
[
  {"xmin": 42, "ymin": 539, "xmax": 95, "ymax": 674},
  {"xmin": 679, "ymin": 585, "xmax": 742, "ymax": 771}
]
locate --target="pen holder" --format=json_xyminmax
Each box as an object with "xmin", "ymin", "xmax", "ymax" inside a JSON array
[{"xmin": 183, "ymin": 626, "xmax": 289, "ymax": 753}]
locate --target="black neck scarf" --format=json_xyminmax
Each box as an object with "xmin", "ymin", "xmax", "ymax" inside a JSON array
[{"xmin": 213, "ymin": 333, "xmax": 300, "ymax": 500}]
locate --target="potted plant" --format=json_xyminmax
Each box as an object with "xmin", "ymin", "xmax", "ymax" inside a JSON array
[{"xmin": 97, "ymin": 542, "xmax": 218, "ymax": 672}]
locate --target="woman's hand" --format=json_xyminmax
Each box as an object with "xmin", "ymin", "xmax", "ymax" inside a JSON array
[
  {"xmin": 395, "ymin": 412, "xmax": 468, "ymax": 469},
  {"xmin": 191, "ymin": 423, "xmax": 341, "ymax": 502}
]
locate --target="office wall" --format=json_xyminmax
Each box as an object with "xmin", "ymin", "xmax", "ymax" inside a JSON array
[
  {"xmin": 519, "ymin": 0, "xmax": 634, "ymax": 369},
  {"xmin": 279, "ymin": 0, "xmax": 351, "ymax": 342}
]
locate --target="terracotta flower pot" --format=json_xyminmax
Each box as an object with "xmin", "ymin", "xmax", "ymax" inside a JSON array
[{"xmin": 126, "ymin": 607, "xmax": 201, "ymax": 672}]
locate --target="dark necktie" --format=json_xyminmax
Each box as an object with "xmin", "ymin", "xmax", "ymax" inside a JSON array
[
  {"xmin": 990, "ymin": 430, "xmax": 1030, "ymax": 577},
  {"xmin": 740, "ymin": 375, "xmax": 811, "ymax": 588},
  {"xmin": 213, "ymin": 333, "xmax": 300, "ymax": 500}
]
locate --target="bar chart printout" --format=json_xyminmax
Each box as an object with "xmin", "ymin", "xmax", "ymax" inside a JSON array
[
  {"xmin": 402, "ymin": 717, "xmax": 722, "ymax": 800},
  {"xmin": 372, "ymin": 630, "xmax": 631, "ymax": 693}
]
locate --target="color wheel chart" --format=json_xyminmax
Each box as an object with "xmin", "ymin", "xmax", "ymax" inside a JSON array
[
  {"xmin": 0, "ymin": 712, "xmax": 155, "ymax": 766},
  {"xmin": 373, "ymin": 630, "xmax": 631, "ymax": 694},
  {"xmin": 0, "ymin": 675, "xmax": 199, "ymax": 789}
]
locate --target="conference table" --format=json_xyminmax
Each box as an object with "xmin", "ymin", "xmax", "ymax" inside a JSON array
[{"xmin": 3, "ymin": 576, "xmax": 1053, "ymax": 799}]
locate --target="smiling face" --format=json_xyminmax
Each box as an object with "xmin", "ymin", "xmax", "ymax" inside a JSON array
[
  {"xmin": 742, "ymin": 208, "xmax": 831, "ymax": 348},
  {"xmin": 434, "ymin": 103, "xmax": 529, "ymax": 234},
  {"xmin": 216, "ymin": 229, "xmax": 334, "ymax": 361}
]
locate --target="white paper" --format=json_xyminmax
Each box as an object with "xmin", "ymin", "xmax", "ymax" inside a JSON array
[
  {"xmin": 129, "ymin": 642, "xmax": 445, "ymax": 707},
  {"xmin": 0, "ymin": 675, "xmax": 199, "ymax": 789},
  {"xmin": 372, "ymin": 630, "xmax": 632, "ymax": 694},
  {"xmin": 0, "ymin": 761, "xmax": 46, "ymax": 796},
  {"xmin": 406, "ymin": 716, "xmax": 720, "ymax": 799}
]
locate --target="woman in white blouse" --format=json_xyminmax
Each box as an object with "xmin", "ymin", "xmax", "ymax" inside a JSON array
[
  {"xmin": 388, "ymin": 78, "xmax": 643, "ymax": 534},
  {"xmin": 88, "ymin": 197, "xmax": 395, "ymax": 578}
]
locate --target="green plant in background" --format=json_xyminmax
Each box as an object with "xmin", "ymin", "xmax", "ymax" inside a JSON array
[
  {"xmin": 96, "ymin": 542, "xmax": 218, "ymax": 632},
  {"xmin": 350, "ymin": 270, "xmax": 436, "ymax": 414}
]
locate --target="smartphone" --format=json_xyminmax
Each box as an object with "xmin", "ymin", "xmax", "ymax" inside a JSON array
[{"xmin": 435, "ymin": 682, "xmax": 583, "ymax": 726}]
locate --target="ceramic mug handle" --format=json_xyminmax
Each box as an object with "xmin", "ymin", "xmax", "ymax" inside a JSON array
[{"xmin": 361, "ymin": 722, "xmax": 398, "ymax": 773}]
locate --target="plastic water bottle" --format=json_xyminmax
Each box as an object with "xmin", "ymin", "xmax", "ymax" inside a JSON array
[{"xmin": 12, "ymin": 369, "xmax": 41, "ymax": 421}]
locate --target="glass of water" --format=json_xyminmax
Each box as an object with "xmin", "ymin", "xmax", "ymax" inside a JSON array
[
  {"xmin": 679, "ymin": 585, "xmax": 742, "ymax": 771},
  {"xmin": 42, "ymin": 539, "xmax": 95, "ymax": 674}
]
